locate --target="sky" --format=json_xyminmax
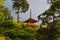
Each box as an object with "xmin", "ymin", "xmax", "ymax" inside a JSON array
[{"xmin": 4, "ymin": 0, "xmax": 50, "ymax": 25}]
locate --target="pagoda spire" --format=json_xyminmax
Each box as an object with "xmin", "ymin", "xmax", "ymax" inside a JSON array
[{"xmin": 30, "ymin": 9, "xmax": 32, "ymax": 18}]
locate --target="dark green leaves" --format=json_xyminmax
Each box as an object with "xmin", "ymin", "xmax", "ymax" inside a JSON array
[{"xmin": 12, "ymin": 0, "xmax": 29, "ymax": 13}]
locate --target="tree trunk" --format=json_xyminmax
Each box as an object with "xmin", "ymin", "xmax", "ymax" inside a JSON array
[
  {"xmin": 17, "ymin": 8, "xmax": 20, "ymax": 23},
  {"xmin": 43, "ymin": 34, "xmax": 47, "ymax": 40},
  {"xmin": 17, "ymin": 13, "xmax": 19, "ymax": 22}
]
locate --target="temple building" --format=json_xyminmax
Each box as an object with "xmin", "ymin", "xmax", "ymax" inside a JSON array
[{"xmin": 24, "ymin": 9, "xmax": 38, "ymax": 27}]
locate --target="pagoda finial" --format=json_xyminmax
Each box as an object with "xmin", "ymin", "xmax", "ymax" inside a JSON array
[{"xmin": 30, "ymin": 9, "xmax": 32, "ymax": 18}]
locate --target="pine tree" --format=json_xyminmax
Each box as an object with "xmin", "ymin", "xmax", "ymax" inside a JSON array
[
  {"xmin": 37, "ymin": 0, "xmax": 60, "ymax": 40},
  {"xmin": 12, "ymin": 0, "xmax": 29, "ymax": 22}
]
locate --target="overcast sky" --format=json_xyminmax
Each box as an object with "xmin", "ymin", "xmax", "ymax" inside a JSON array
[{"xmin": 4, "ymin": 0, "xmax": 50, "ymax": 24}]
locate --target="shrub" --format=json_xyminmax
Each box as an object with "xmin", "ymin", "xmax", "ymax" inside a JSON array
[{"xmin": 0, "ymin": 20, "xmax": 40, "ymax": 40}]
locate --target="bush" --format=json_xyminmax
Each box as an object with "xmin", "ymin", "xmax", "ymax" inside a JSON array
[{"xmin": 0, "ymin": 20, "xmax": 40, "ymax": 40}]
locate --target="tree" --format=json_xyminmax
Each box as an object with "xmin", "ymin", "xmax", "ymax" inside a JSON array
[
  {"xmin": 0, "ymin": 0, "xmax": 12, "ymax": 21},
  {"xmin": 0, "ymin": 7, "xmax": 13, "ymax": 21},
  {"xmin": 37, "ymin": 0, "xmax": 60, "ymax": 40},
  {"xmin": 0, "ymin": 0, "xmax": 5, "ymax": 10},
  {"xmin": 0, "ymin": 12, "xmax": 5, "ymax": 21},
  {"xmin": 0, "ymin": 0, "xmax": 5, "ymax": 6},
  {"xmin": 12, "ymin": 0, "xmax": 29, "ymax": 22},
  {"xmin": 0, "ymin": 0, "xmax": 5, "ymax": 21},
  {"xmin": 2, "ymin": 7, "xmax": 13, "ymax": 21}
]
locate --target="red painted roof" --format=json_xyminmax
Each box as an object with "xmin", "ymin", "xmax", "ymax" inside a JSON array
[{"xmin": 24, "ymin": 18, "xmax": 38, "ymax": 23}]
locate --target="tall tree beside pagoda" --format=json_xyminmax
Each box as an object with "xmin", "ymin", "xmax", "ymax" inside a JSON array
[
  {"xmin": 12, "ymin": 0, "xmax": 29, "ymax": 22},
  {"xmin": 37, "ymin": 0, "xmax": 60, "ymax": 40}
]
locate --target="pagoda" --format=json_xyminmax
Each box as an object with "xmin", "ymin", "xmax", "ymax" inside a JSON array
[{"xmin": 24, "ymin": 9, "xmax": 38, "ymax": 27}]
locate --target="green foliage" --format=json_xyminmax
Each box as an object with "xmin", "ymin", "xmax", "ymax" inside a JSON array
[
  {"xmin": 12, "ymin": 0, "xmax": 29, "ymax": 12},
  {"xmin": 0, "ymin": 12, "xmax": 5, "ymax": 21},
  {"xmin": 0, "ymin": 20, "xmax": 40, "ymax": 40},
  {"xmin": 0, "ymin": 6, "xmax": 13, "ymax": 21},
  {"xmin": 12, "ymin": 0, "xmax": 29, "ymax": 22},
  {"xmin": 50, "ymin": 0, "xmax": 60, "ymax": 13},
  {"xmin": 0, "ymin": 19, "xmax": 60, "ymax": 40},
  {"xmin": 3, "ymin": 7, "xmax": 13, "ymax": 21},
  {"xmin": 0, "ymin": 0, "xmax": 5, "ymax": 6},
  {"xmin": 0, "ymin": 0, "xmax": 13, "ymax": 21},
  {"xmin": 0, "ymin": 0, "xmax": 60, "ymax": 40},
  {"xmin": 37, "ymin": 0, "xmax": 60, "ymax": 40},
  {"xmin": 54, "ymin": 21, "xmax": 60, "ymax": 28}
]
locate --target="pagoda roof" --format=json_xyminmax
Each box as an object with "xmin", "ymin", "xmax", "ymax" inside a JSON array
[
  {"xmin": 23, "ymin": 9, "xmax": 38, "ymax": 23},
  {"xmin": 24, "ymin": 18, "xmax": 38, "ymax": 23}
]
